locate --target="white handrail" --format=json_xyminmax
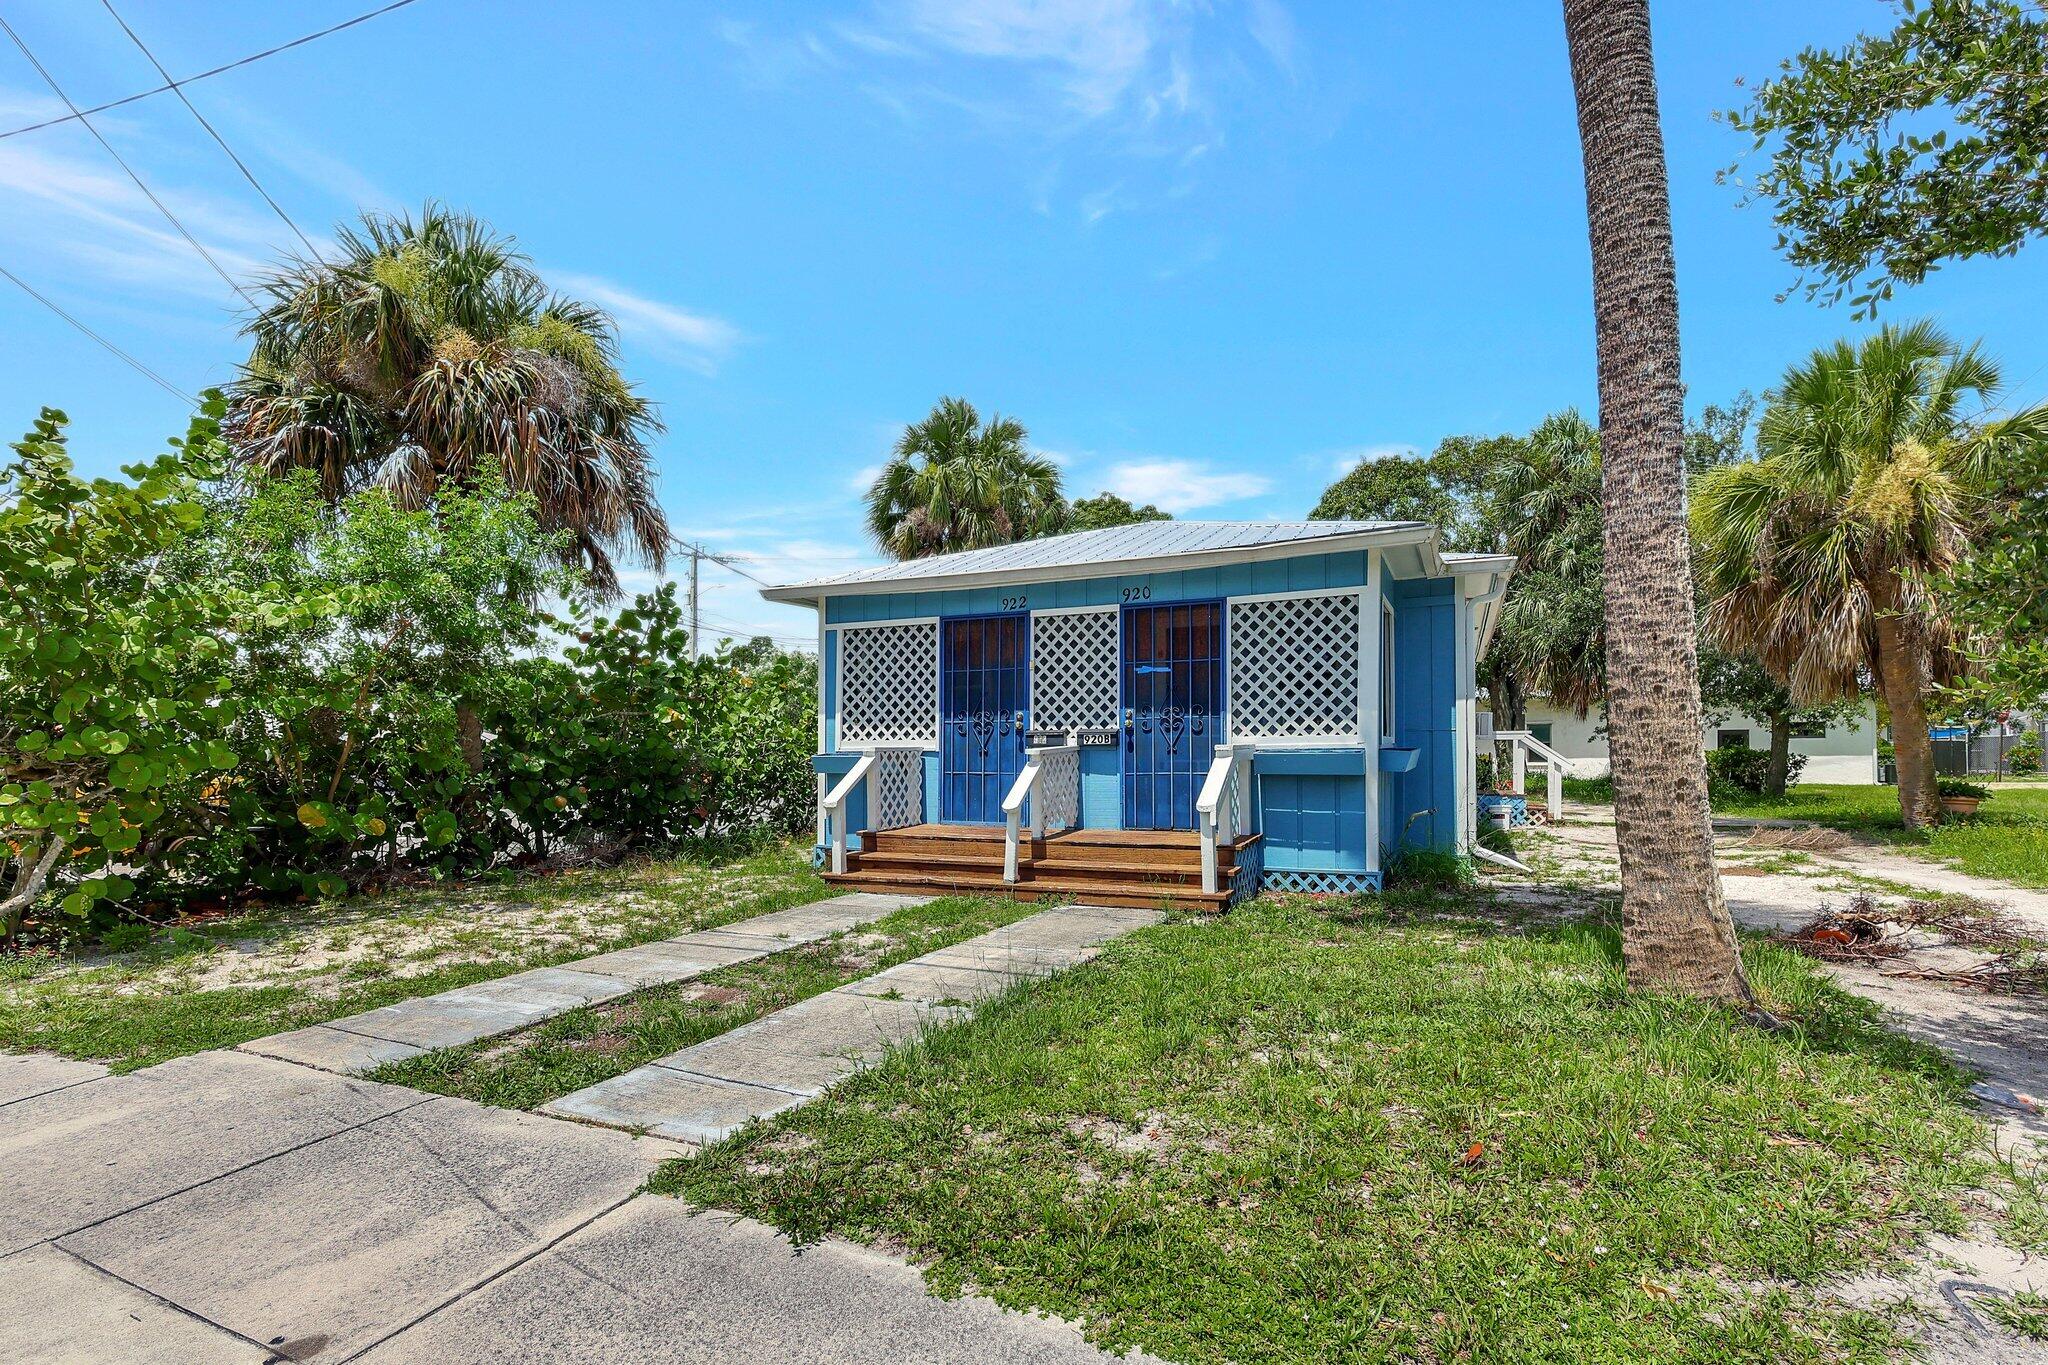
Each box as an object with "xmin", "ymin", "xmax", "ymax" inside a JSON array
[
  {"xmin": 1001, "ymin": 741, "xmax": 1079, "ymax": 884},
  {"xmin": 821, "ymin": 754, "xmax": 876, "ymax": 875},
  {"xmin": 1492, "ymin": 730, "xmax": 1567, "ymax": 821},
  {"xmin": 1195, "ymin": 743, "xmax": 1255, "ymax": 895}
]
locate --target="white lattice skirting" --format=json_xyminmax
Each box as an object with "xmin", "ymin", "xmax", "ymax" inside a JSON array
[
  {"xmin": 872, "ymin": 747, "xmax": 925, "ymax": 829},
  {"xmin": 1031, "ymin": 608, "xmax": 1119, "ymax": 733},
  {"xmin": 838, "ymin": 621, "xmax": 937, "ymax": 746},
  {"xmin": 1261, "ymin": 868, "xmax": 1383, "ymax": 895},
  {"xmin": 1227, "ymin": 593, "xmax": 1361, "ymax": 742}
]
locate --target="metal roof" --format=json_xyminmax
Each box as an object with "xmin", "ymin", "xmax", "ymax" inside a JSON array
[{"xmin": 760, "ymin": 520, "xmax": 1478, "ymax": 602}]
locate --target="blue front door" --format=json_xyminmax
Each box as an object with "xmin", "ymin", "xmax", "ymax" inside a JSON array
[
  {"xmin": 940, "ymin": 613, "xmax": 1030, "ymax": 824},
  {"xmin": 1121, "ymin": 600, "xmax": 1223, "ymax": 830}
]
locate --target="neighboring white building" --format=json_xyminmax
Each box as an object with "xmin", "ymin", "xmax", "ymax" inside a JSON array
[{"xmin": 1517, "ymin": 697, "xmax": 1882, "ymax": 784}]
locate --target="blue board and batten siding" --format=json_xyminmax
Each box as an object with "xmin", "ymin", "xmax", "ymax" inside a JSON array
[{"xmin": 819, "ymin": 549, "xmax": 1463, "ymax": 885}]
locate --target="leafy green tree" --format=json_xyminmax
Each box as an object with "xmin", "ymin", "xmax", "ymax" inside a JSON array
[
  {"xmin": 1068, "ymin": 491, "xmax": 1169, "ymax": 531},
  {"xmin": 1939, "ymin": 431, "xmax": 2048, "ymax": 712},
  {"xmin": 558, "ymin": 585, "xmax": 818, "ymax": 844},
  {"xmin": 182, "ymin": 472, "xmax": 586, "ymax": 893},
  {"xmin": 866, "ymin": 397, "xmax": 1067, "ymax": 559},
  {"xmin": 1692, "ymin": 322, "xmax": 2043, "ymax": 828},
  {"xmin": 228, "ymin": 204, "xmax": 667, "ymax": 596},
  {"xmin": 1727, "ymin": 0, "xmax": 2048, "ymax": 316},
  {"xmin": 1310, "ymin": 454, "xmax": 1456, "ymax": 529},
  {"xmin": 0, "ymin": 399, "xmax": 303, "ymax": 942},
  {"xmin": 1490, "ymin": 412, "xmax": 1608, "ymax": 720}
]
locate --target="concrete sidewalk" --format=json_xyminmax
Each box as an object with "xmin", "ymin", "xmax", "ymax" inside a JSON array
[
  {"xmin": 239, "ymin": 891, "xmax": 923, "ymax": 1075},
  {"xmin": 0, "ymin": 1049, "xmax": 1145, "ymax": 1363}
]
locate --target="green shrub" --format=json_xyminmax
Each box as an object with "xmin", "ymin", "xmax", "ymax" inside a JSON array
[
  {"xmin": 1705, "ymin": 742, "xmax": 1807, "ymax": 794},
  {"xmin": 4, "ymin": 407, "xmax": 820, "ymax": 937},
  {"xmin": 1937, "ymin": 777, "xmax": 1992, "ymax": 801},
  {"xmin": 1, "ymin": 399, "xmax": 304, "ymax": 943},
  {"xmin": 2008, "ymin": 733, "xmax": 2042, "ymax": 777}
]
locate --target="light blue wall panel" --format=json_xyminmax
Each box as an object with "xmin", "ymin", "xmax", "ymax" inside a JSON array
[
  {"xmin": 1080, "ymin": 746, "xmax": 1122, "ymax": 829},
  {"xmin": 1261, "ymin": 774, "xmax": 1369, "ymax": 871},
  {"xmin": 1383, "ymin": 577, "xmax": 1457, "ymax": 855},
  {"xmin": 821, "ymin": 621, "xmax": 839, "ymax": 753}
]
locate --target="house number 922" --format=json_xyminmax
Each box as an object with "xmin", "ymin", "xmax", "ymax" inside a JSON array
[{"xmin": 1000, "ymin": 595, "xmax": 1028, "ymax": 611}]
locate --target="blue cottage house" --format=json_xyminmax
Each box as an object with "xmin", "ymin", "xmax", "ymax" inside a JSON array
[{"xmin": 761, "ymin": 521, "xmax": 1513, "ymax": 908}]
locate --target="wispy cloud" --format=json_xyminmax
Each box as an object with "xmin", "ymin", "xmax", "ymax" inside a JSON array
[
  {"xmin": 1104, "ymin": 458, "xmax": 1271, "ymax": 513},
  {"xmin": 551, "ymin": 271, "xmax": 743, "ymax": 375},
  {"xmin": 890, "ymin": 0, "xmax": 1158, "ymax": 118},
  {"xmin": 721, "ymin": 2, "xmax": 1308, "ymax": 222},
  {"xmin": 0, "ymin": 132, "xmax": 285, "ymax": 302}
]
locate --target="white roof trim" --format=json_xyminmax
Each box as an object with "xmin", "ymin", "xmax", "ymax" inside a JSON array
[{"xmin": 762, "ymin": 522, "xmax": 1449, "ymax": 604}]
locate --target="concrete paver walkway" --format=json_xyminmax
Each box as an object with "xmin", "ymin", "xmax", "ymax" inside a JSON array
[
  {"xmin": 543, "ymin": 904, "xmax": 1161, "ymax": 1143},
  {"xmin": 239, "ymin": 891, "xmax": 923, "ymax": 1075}
]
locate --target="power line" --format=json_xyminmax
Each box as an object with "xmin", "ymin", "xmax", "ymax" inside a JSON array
[
  {"xmin": 671, "ymin": 535, "xmax": 773, "ymax": 586},
  {"xmin": 0, "ymin": 16, "xmax": 257, "ymax": 307},
  {"xmin": 0, "ymin": 0, "xmax": 425, "ymax": 140},
  {"xmin": 97, "ymin": 0, "xmax": 322, "ymax": 262},
  {"xmin": 0, "ymin": 261, "xmax": 194, "ymax": 405}
]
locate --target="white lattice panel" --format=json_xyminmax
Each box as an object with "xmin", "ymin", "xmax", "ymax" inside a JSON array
[
  {"xmin": 873, "ymin": 747, "xmax": 924, "ymax": 828},
  {"xmin": 1034, "ymin": 746, "xmax": 1080, "ymax": 831},
  {"xmin": 838, "ymin": 622, "xmax": 937, "ymax": 746},
  {"xmin": 1030, "ymin": 609, "xmax": 1119, "ymax": 733},
  {"xmin": 1228, "ymin": 593, "xmax": 1362, "ymax": 742}
]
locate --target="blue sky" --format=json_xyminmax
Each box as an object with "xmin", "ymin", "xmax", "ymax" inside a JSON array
[{"xmin": 4, "ymin": 0, "xmax": 2046, "ymax": 647}]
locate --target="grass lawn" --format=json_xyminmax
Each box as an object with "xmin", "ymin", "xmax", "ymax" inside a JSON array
[
  {"xmin": 0, "ymin": 840, "xmax": 824, "ymax": 1071},
  {"xmin": 656, "ymin": 893, "xmax": 1998, "ymax": 1363},
  {"xmin": 1565, "ymin": 777, "xmax": 2048, "ymax": 890},
  {"xmin": 371, "ymin": 893, "xmax": 1039, "ymax": 1111}
]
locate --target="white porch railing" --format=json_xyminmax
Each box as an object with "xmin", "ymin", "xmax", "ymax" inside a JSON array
[
  {"xmin": 1001, "ymin": 741, "xmax": 1081, "ymax": 883},
  {"xmin": 1195, "ymin": 743, "xmax": 1256, "ymax": 895},
  {"xmin": 821, "ymin": 746, "xmax": 925, "ymax": 874},
  {"xmin": 1492, "ymin": 730, "xmax": 1569, "ymax": 822}
]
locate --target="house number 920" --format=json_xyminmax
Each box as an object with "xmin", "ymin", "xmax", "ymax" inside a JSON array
[{"xmin": 1121, "ymin": 584, "xmax": 1152, "ymax": 602}]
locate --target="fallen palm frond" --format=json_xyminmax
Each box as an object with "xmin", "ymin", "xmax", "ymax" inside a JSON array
[{"xmin": 1778, "ymin": 892, "xmax": 2044, "ymax": 993}]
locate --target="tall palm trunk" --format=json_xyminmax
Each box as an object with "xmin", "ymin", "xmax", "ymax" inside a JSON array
[
  {"xmin": 1563, "ymin": 0, "xmax": 1754, "ymax": 1006},
  {"xmin": 1872, "ymin": 605, "xmax": 1943, "ymax": 829}
]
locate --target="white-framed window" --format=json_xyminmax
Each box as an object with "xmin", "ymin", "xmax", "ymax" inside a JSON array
[{"xmin": 1380, "ymin": 598, "xmax": 1396, "ymax": 741}]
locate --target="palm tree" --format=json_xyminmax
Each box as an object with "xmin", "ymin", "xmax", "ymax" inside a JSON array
[
  {"xmin": 1564, "ymin": 0, "xmax": 1753, "ymax": 1007},
  {"xmin": 866, "ymin": 397, "xmax": 1067, "ymax": 559},
  {"xmin": 1692, "ymin": 323, "xmax": 2045, "ymax": 829},
  {"xmin": 227, "ymin": 204, "xmax": 667, "ymax": 596},
  {"xmin": 1491, "ymin": 412, "xmax": 1607, "ymax": 718}
]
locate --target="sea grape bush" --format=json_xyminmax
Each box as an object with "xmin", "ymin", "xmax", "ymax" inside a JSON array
[{"xmin": 1, "ymin": 399, "xmax": 816, "ymax": 938}]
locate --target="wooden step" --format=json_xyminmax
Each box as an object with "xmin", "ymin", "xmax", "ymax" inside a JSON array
[
  {"xmin": 858, "ymin": 826, "xmax": 1249, "ymax": 871},
  {"xmin": 851, "ymin": 850, "xmax": 1213, "ymax": 887},
  {"xmin": 820, "ymin": 868, "xmax": 1231, "ymax": 912}
]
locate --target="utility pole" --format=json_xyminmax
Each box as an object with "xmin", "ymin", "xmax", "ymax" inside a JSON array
[{"xmin": 687, "ymin": 544, "xmax": 701, "ymax": 660}]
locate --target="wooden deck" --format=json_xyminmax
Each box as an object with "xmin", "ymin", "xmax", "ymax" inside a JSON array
[{"xmin": 821, "ymin": 823, "xmax": 1259, "ymax": 911}]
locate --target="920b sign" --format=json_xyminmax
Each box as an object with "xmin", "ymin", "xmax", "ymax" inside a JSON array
[{"xmin": 1076, "ymin": 729, "xmax": 1118, "ymax": 747}]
